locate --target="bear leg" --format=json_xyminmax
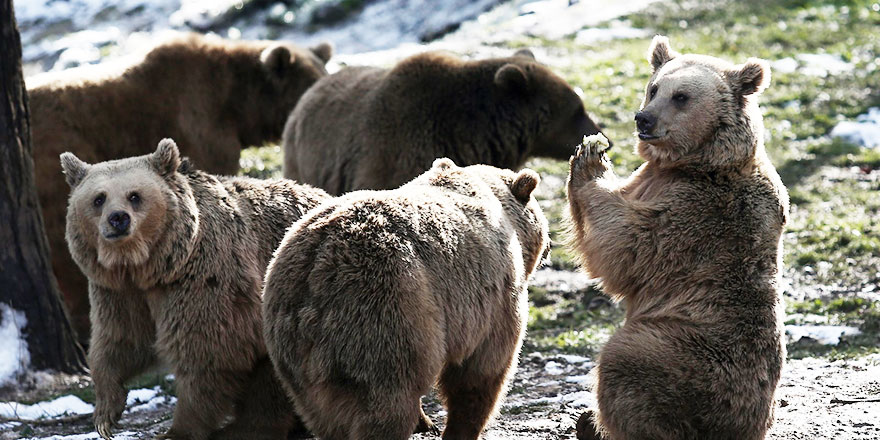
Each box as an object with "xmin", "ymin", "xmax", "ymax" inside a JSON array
[
  {"xmin": 211, "ymin": 358, "xmax": 306, "ymax": 440},
  {"xmin": 162, "ymin": 370, "xmax": 245, "ymax": 440}
]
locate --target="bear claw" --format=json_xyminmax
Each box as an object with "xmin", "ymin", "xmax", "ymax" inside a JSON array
[
  {"xmin": 96, "ymin": 422, "xmax": 114, "ymax": 440},
  {"xmin": 569, "ymin": 134, "xmax": 610, "ymax": 181}
]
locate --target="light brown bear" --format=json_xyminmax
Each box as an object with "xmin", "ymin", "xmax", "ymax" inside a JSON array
[
  {"xmin": 61, "ymin": 139, "xmax": 329, "ymax": 440},
  {"xmin": 263, "ymin": 158, "xmax": 550, "ymax": 439},
  {"xmin": 568, "ymin": 36, "xmax": 789, "ymax": 440},
  {"xmin": 281, "ymin": 49, "xmax": 606, "ymax": 195},
  {"xmin": 30, "ymin": 33, "xmax": 332, "ymax": 343}
]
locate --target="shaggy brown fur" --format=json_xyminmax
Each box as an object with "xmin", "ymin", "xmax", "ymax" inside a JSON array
[
  {"xmin": 62, "ymin": 139, "xmax": 329, "ymax": 440},
  {"xmin": 30, "ymin": 33, "xmax": 332, "ymax": 342},
  {"xmin": 568, "ymin": 36, "xmax": 789, "ymax": 440},
  {"xmin": 263, "ymin": 158, "xmax": 550, "ymax": 440},
  {"xmin": 282, "ymin": 49, "xmax": 605, "ymax": 195}
]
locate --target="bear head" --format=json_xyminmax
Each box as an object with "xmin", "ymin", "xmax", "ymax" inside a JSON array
[
  {"xmin": 61, "ymin": 139, "xmax": 199, "ymax": 289},
  {"xmin": 635, "ymin": 35, "xmax": 770, "ymax": 170},
  {"xmin": 424, "ymin": 158, "xmax": 550, "ymax": 276},
  {"xmin": 246, "ymin": 41, "xmax": 334, "ymax": 145},
  {"xmin": 494, "ymin": 49, "xmax": 606, "ymax": 160}
]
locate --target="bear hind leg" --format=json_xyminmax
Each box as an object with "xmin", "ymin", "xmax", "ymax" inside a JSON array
[{"xmin": 438, "ymin": 359, "xmax": 511, "ymax": 440}]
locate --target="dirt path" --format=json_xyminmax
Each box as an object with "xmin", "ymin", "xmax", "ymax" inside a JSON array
[{"xmin": 5, "ymin": 354, "xmax": 878, "ymax": 439}]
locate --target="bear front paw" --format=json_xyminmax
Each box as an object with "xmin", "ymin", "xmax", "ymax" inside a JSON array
[{"xmin": 569, "ymin": 134, "xmax": 611, "ymax": 184}]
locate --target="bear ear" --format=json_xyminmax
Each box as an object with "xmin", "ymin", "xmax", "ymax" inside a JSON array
[
  {"xmin": 311, "ymin": 42, "xmax": 333, "ymax": 64},
  {"xmin": 727, "ymin": 58, "xmax": 771, "ymax": 97},
  {"xmin": 648, "ymin": 35, "xmax": 678, "ymax": 72},
  {"xmin": 495, "ymin": 63, "xmax": 529, "ymax": 93},
  {"xmin": 261, "ymin": 45, "xmax": 292, "ymax": 78},
  {"xmin": 432, "ymin": 157, "xmax": 456, "ymax": 170},
  {"xmin": 514, "ymin": 48, "xmax": 535, "ymax": 60},
  {"xmin": 152, "ymin": 138, "xmax": 181, "ymax": 176},
  {"xmin": 60, "ymin": 152, "xmax": 90, "ymax": 188},
  {"xmin": 510, "ymin": 169, "xmax": 540, "ymax": 203}
]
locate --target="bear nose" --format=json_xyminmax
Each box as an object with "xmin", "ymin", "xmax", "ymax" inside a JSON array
[
  {"xmin": 635, "ymin": 112, "xmax": 657, "ymax": 133},
  {"xmin": 107, "ymin": 211, "xmax": 131, "ymax": 233}
]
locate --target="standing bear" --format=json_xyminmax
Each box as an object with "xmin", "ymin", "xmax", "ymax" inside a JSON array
[
  {"xmin": 263, "ymin": 158, "xmax": 550, "ymax": 439},
  {"xmin": 569, "ymin": 36, "xmax": 789, "ymax": 440},
  {"xmin": 30, "ymin": 32, "xmax": 332, "ymax": 343},
  {"xmin": 62, "ymin": 139, "xmax": 329, "ymax": 440},
  {"xmin": 282, "ymin": 49, "xmax": 605, "ymax": 195}
]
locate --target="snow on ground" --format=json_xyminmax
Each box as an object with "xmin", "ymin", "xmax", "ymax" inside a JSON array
[
  {"xmin": 771, "ymin": 53, "xmax": 855, "ymax": 77},
  {"xmin": 831, "ymin": 107, "xmax": 880, "ymax": 148},
  {"xmin": 32, "ymin": 431, "xmax": 138, "ymax": 440},
  {"xmin": 124, "ymin": 387, "xmax": 177, "ymax": 413},
  {"xmin": 785, "ymin": 324, "xmax": 862, "ymax": 345},
  {"xmin": 0, "ymin": 303, "xmax": 29, "ymax": 387},
  {"xmin": 0, "ymin": 395, "xmax": 92, "ymax": 420}
]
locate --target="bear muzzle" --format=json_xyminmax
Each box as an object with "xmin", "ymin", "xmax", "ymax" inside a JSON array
[
  {"xmin": 635, "ymin": 111, "xmax": 660, "ymax": 140},
  {"xmin": 104, "ymin": 211, "xmax": 131, "ymax": 239}
]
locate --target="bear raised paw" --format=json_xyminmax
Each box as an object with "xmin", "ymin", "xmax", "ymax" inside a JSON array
[
  {"xmin": 264, "ymin": 158, "xmax": 551, "ymax": 440},
  {"xmin": 62, "ymin": 139, "xmax": 329, "ymax": 440},
  {"xmin": 568, "ymin": 36, "xmax": 789, "ymax": 440}
]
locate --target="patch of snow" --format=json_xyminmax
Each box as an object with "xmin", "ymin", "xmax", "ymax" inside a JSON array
[
  {"xmin": 543, "ymin": 360, "xmax": 566, "ymax": 375},
  {"xmin": 830, "ymin": 107, "xmax": 880, "ymax": 148},
  {"xmin": 449, "ymin": 0, "xmax": 661, "ymax": 44},
  {"xmin": 575, "ymin": 20, "xmax": 650, "ymax": 45},
  {"xmin": 0, "ymin": 303, "xmax": 29, "ymax": 386},
  {"xmin": 555, "ymin": 354, "xmax": 592, "ymax": 365},
  {"xmin": 796, "ymin": 53, "xmax": 854, "ymax": 77},
  {"xmin": 565, "ymin": 374, "xmax": 591, "ymax": 385},
  {"xmin": 511, "ymin": 390, "xmax": 596, "ymax": 408},
  {"xmin": 785, "ymin": 324, "xmax": 862, "ymax": 345},
  {"xmin": 124, "ymin": 386, "xmax": 177, "ymax": 413},
  {"xmin": 35, "ymin": 431, "xmax": 138, "ymax": 440},
  {"xmin": 771, "ymin": 53, "xmax": 854, "ymax": 77},
  {"xmin": 771, "ymin": 57, "xmax": 799, "ymax": 74},
  {"xmin": 0, "ymin": 395, "xmax": 93, "ymax": 420}
]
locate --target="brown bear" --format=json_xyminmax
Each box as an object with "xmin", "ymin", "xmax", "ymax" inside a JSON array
[
  {"xmin": 568, "ymin": 36, "xmax": 789, "ymax": 440},
  {"xmin": 29, "ymin": 33, "xmax": 332, "ymax": 343},
  {"xmin": 263, "ymin": 158, "xmax": 551, "ymax": 439},
  {"xmin": 61, "ymin": 139, "xmax": 329, "ymax": 440},
  {"xmin": 281, "ymin": 49, "xmax": 606, "ymax": 195}
]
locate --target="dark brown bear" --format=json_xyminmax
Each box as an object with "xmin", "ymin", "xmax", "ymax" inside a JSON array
[
  {"xmin": 569, "ymin": 36, "xmax": 788, "ymax": 440},
  {"xmin": 62, "ymin": 139, "xmax": 328, "ymax": 440},
  {"xmin": 264, "ymin": 158, "xmax": 550, "ymax": 439},
  {"xmin": 29, "ymin": 33, "xmax": 332, "ymax": 342},
  {"xmin": 282, "ymin": 49, "xmax": 605, "ymax": 195}
]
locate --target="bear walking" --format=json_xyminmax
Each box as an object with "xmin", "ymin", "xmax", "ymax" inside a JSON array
[
  {"xmin": 31, "ymin": 33, "xmax": 332, "ymax": 343},
  {"xmin": 568, "ymin": 37, "xmax": 788, "ymax": 440},
  {"xmin": 281, "ymin": 49, "xmax": 605, "ymax": 195},
  {"xmin": 62, "ymin": 139, "xmax": 329, "ymax": 440},
  {"xmin": 264, "ymin": 158, "xmax": 550, "ymax": 439}
]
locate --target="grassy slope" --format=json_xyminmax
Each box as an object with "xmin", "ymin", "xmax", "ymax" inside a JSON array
[{"xmin": 241, "ymin": 0, "xmax": 880, "ymax": 357}]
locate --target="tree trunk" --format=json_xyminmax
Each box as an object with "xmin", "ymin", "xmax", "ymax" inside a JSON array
[{"xmin": 0, "ymin": 0, "xmax": 87, "ymax": 375}]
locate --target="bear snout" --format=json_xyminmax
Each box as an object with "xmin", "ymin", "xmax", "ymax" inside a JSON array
[
  {"xmin": 635, "ymin": 111, "xmax": 658, "ymax": 138},
  {"xmin": 106, "ymin": 211, "xmax": 131, "ymax": 237}
]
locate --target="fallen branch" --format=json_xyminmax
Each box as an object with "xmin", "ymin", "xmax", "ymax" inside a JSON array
[
  {"xmin": 830, "ymin": 397, "xmax": 880, "ymax": 405},
  {"xmin": 0, "ymin": 412, "xmax": 92, "ymax": 426}
]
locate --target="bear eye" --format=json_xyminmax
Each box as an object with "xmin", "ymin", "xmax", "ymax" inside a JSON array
[
  {"xmin": 128, "ymin": 192, "xmax": 141, "ymax": 204},
  {"xmin": 673, "ymin": 93, "xmax": 689, "ymax": 103},
  {"xmin": 93, "ymin": 194, "xmax": 105, "ymax": 207},
  {"xmin": 649, "ymin": 85, "xmax": 658, "ymax": 99}
]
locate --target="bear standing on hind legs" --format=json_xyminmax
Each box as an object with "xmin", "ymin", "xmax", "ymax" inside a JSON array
[
  {"xmin": 569, "ymin": 36, "xmax": 789, "ymax": 440},
  {"xmin": 264, "ymin": 159, "xmax": 551, "ymax": 440},
  {"xmin": 62, "ymin": 139, "xmax": 328, "ymax": 440}
]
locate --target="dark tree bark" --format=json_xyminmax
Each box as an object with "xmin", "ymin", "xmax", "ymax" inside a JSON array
[{"xmin": 0, "ymin": 0, "xmax": 87, "ymax": 374}]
